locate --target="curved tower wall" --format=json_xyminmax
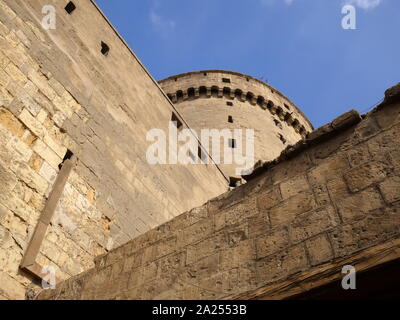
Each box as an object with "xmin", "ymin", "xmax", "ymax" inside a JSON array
[{"xmin": 159, "ymin": 70, "xmax": 313, "ymax": 179}]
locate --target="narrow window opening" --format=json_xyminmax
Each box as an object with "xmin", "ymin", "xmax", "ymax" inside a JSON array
[
  {"xmin": 227, "ymin": 101, "xmax": 233, "ymax": 107},
  {"xmin": 229, "ymin": 139, "xmax": 236, "ymax": 149},
  {"xmin": 176, "ymin": 90, "xmax": 184, "ymax": 101},
  {"xmin": 274, "ymin": 119, "xmax": 282, "ymax": 130},
  {"xmin": 203, "ymin": 73, "xmax": 207, "ymax": 76},
  {"xmin": 199, "ymin": 86, "xmax": 207, "ymax": 97},
  {"xmin": 222, "ymin": 78, "xmax": 231, "ymax": 83},
  {"xmin": 198, "ymin": 146, "xmax": 206, "ymax": 163},
  {"xmin": 278, "ymin": 134, "xmax": 287, "ymax": 145},
  {"xmin": 59, "ymin": 149, "xmax": 74, "ymax": 169},
  {"xmin": 171, "ymin": 113, "xmax": 183, "ymax": 129},
  {"xmin": 284, "ymin": 103, "xmax": 291, "ymax": 110},
  {"xmin": 65, "ymin": 1, "xmax": 76, "ymax": 14},
  {"xmin": 188, "ymin": 88, "xmax": 195, "ymax": 99},
  {"xmin": 211, "ymin": 87, "xmax": 219, "ymax": 97},
  {"xmin": 101, "ymin": 41, "xmax": 110, "ymax": 56},
  {"xmin": 228, "ymin": 116, "xmax": 233, "ymax": 123},
  {"xmin": 174, "ymin": 78, "xmax": 178, "ymax": 82}
]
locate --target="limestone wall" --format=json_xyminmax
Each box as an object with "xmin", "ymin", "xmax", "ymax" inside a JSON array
[
  {"xmin": 37, "ymin": 86, "xmax": 400, "ymax": 300},
  {"xmin": 159, "ymin": 71, "xmax": 313, "ymax": 178},
  {"xmin": 0, "ymin": 0, "xmax": 228, "ymax": 299}
]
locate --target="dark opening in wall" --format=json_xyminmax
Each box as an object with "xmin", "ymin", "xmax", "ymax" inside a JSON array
[
  {"xmin": 65, "ymin": 1, "xmax": 76, "ymax": 14},
  {"xmin": 174, "ymin": 78, "xmax": 178, "ymax": 82},
  {"xmin": 284, "ymin": 103, "xmax": 291, "ymax": 110},
  {"xmin": 59, "ymin": 149, "xmax": 74, "ymax": 169},
  {"xmin": 229, "ymin": 139, "xmax": 236, "ymax": 149},
  {"xmin": 227, "ymin": 102, "xmax": 233, "ymax": 107},
  {"xmin": 171, "ymin": 113, "xmax": 183, "ymax": 129},
  {"xmin": 234, "ymin": 89, "xmax": 242, "ymax": 100},
  {"xmin": 199, "ymin": 86, "xmax": 207, "ymax": 97},
  {"xmin": 101, "ymin": 41, "xmax": 110, "ymax": 56},
  {"xmin": 222, "ymin": 78, "xmax": 231, "ymax": 83},
  {"xmin": 274, "ymin": 119, "xmax": 282, "ymax": 129},
  {"xmin": 198, "ymin": 146, "xmax": 206, "ymax": 163},
  {"xmin": 203, "ymin": 72, "xmax": 207, "ymax": 76},
  {"xmin": 176, "ymin": 90, "xmax": 184, "ymax": 101},
  {"xmin": 229, "ymin": 176, "xmax": 241, "ymax": 188},
  {"xmin": 223, "ymin": 87, "xmax": 231, "ymax": 98},
  {"xmin": 211, "ymin": 86, "xmax": 219, "ymax": 97},
  {"xmin": 228, "ymin": 116, "xmax": 233, "ymax": 123},
  {"xmin": 246, "ymin": 92, "xmax": 254, "ymax": 103},
  {"xmin": 188, "ymin": 88, "xmax": 195, "ymax": 99},
  {"xmin": 278, "ymin": 133, "xmax": 287, "ymax": 145}
]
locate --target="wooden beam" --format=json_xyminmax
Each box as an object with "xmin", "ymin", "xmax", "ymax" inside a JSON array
[
  {"xmin": 20, "ymin": 156, "xmax": 77, "ymax": 272},
  {"xmin": 230, "ymin": 237, "xmax": 400, "ymax": 300}
]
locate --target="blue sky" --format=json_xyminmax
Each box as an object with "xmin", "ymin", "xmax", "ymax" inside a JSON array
[{"xmin": 95, "ymin": 0, "xmax": 399, "ymax": 128}]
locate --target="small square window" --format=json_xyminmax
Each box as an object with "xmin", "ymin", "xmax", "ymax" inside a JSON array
[
  {"xmin": 228, "ymin": 116, "xmax": 233, "ymax": 123},
  {"xmin": 226, "ymin": 102, "xmax": 233, "ymax": 107},
  {"xmin": 222, "ymin": 78, "xmax": 231, "ymax": 83},
  {"xmin": 101, "ymin": 41, "xmax": 110, "ymax": 56},
  {"xmin": 65, "ymin": 1, "xmax": 76, "ymax": 14}
]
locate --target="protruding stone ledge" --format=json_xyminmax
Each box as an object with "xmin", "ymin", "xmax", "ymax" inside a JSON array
[{"xmin": 242, "ymin": 109, "xmax": 363, "ymax": 181}]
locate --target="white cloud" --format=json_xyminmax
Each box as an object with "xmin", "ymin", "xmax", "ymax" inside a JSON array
[
  {"xmin": 345, "ymin": 0, "xmax": 382, "ymax": 10},
  {"xmin": 150, "ymin": 10, "xmax": 175, "ymax": 30},
  {"xmin": 149, "ymin": 2, "xmax": 175, "ymax": 38}
]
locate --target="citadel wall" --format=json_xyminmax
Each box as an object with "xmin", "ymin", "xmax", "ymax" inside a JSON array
[
  {"xmin": 37, "ymin": 85, "xmax": 400, "ymax": 300},
  {"xmin": 0, "ymin": 0, "xmax": 228, "ymax": 299},
  {"xmin": 159, "ymin": 71, "xmax": 313, "ymax": 179}
]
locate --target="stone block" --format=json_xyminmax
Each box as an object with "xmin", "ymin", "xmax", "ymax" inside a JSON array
[
  {"xmin": 257, "ymin": 186, "xmax": 282, "ymax": 211},
  {"xmin": 256, "ymin": 244, "xmax": 308, "ymax": 284},
  {"xmin": 336, "ymin": 187, "xmax": 384, "ymax": 222},
  {"xmin": 280, "ymin": 175, "xmax": 310, "ymax": 200},
  {"xmin": 308, "ymin": 154, "xmax": 349, "ymax": 185},
  {"xmin": 305, "ymin": 234, "xmax": 333, "ymax": 266},
  {"xmin": 344, "ymin": 161, "xmax": 387, "ymax": 192},
  {"xmin": 288, "ymin": 206, "xmax": 340, "ymax": 243},
  {"xmin": 177, "ymin": 218, "xmax": 214, "ymax": 247},
  {"xmin": 269, "ymin": 192, "xmax": 316, "ymax": 227},
  {"xmin": 256, "ymin": 227, "xmax": 290, "ymax": 259},
  {"xmin": 220, "ymin": 239, "xmax": 255, "ymax": 270},
  {"xmin": 379, "ymin": 176, "xmax": 400, "ymax": 203}
]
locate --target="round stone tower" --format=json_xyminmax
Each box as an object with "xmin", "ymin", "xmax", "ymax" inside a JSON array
[{"xmin": 159, "ymin": 70, "xmax": 313, "ymax": 181}]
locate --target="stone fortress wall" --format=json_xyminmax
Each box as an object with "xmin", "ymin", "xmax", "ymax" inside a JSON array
[
  {"xmin": 38, "ymin": 85, "xmax": 400, "ymax": 300},
  {"xmin": 159, "ymin": 71, "xmax": 313, "ymax": 179},
  {"xmin": 0, "ymin": 0, "xmax": 228, "ymax": 299}
]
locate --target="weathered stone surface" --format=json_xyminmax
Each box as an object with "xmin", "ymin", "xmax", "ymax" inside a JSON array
[
  {"xmin": 255, "ymin": 227, "xmax": 290, "ymax": 259},
  {"xmin": 1, "ymin": 0, "xmax": 400, "ymax": 302},
  {"xmin": 288, "ymin": 206, "xmax": 340, "ymax": 244},
  {"xmin": 269, "ymin": 192, "xmax": 316, "ymax": 227},
  {"xmin": 305, "ymin": 234, "xmax": 333, "ymax": 266},
  {"xmin": 280, "ymin": 175, "xmax": 310, "ymax": 200},
  {"xmin": 344, "ymin": 161, "xmax": 387, "ymax": 192},
  {"xmin": 379, "ymin": 176, "xmax": 400, "ymax": 203},
  {"xmin": 336, "ymin": 188, "xmax": 384, "ymax": 222}
]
